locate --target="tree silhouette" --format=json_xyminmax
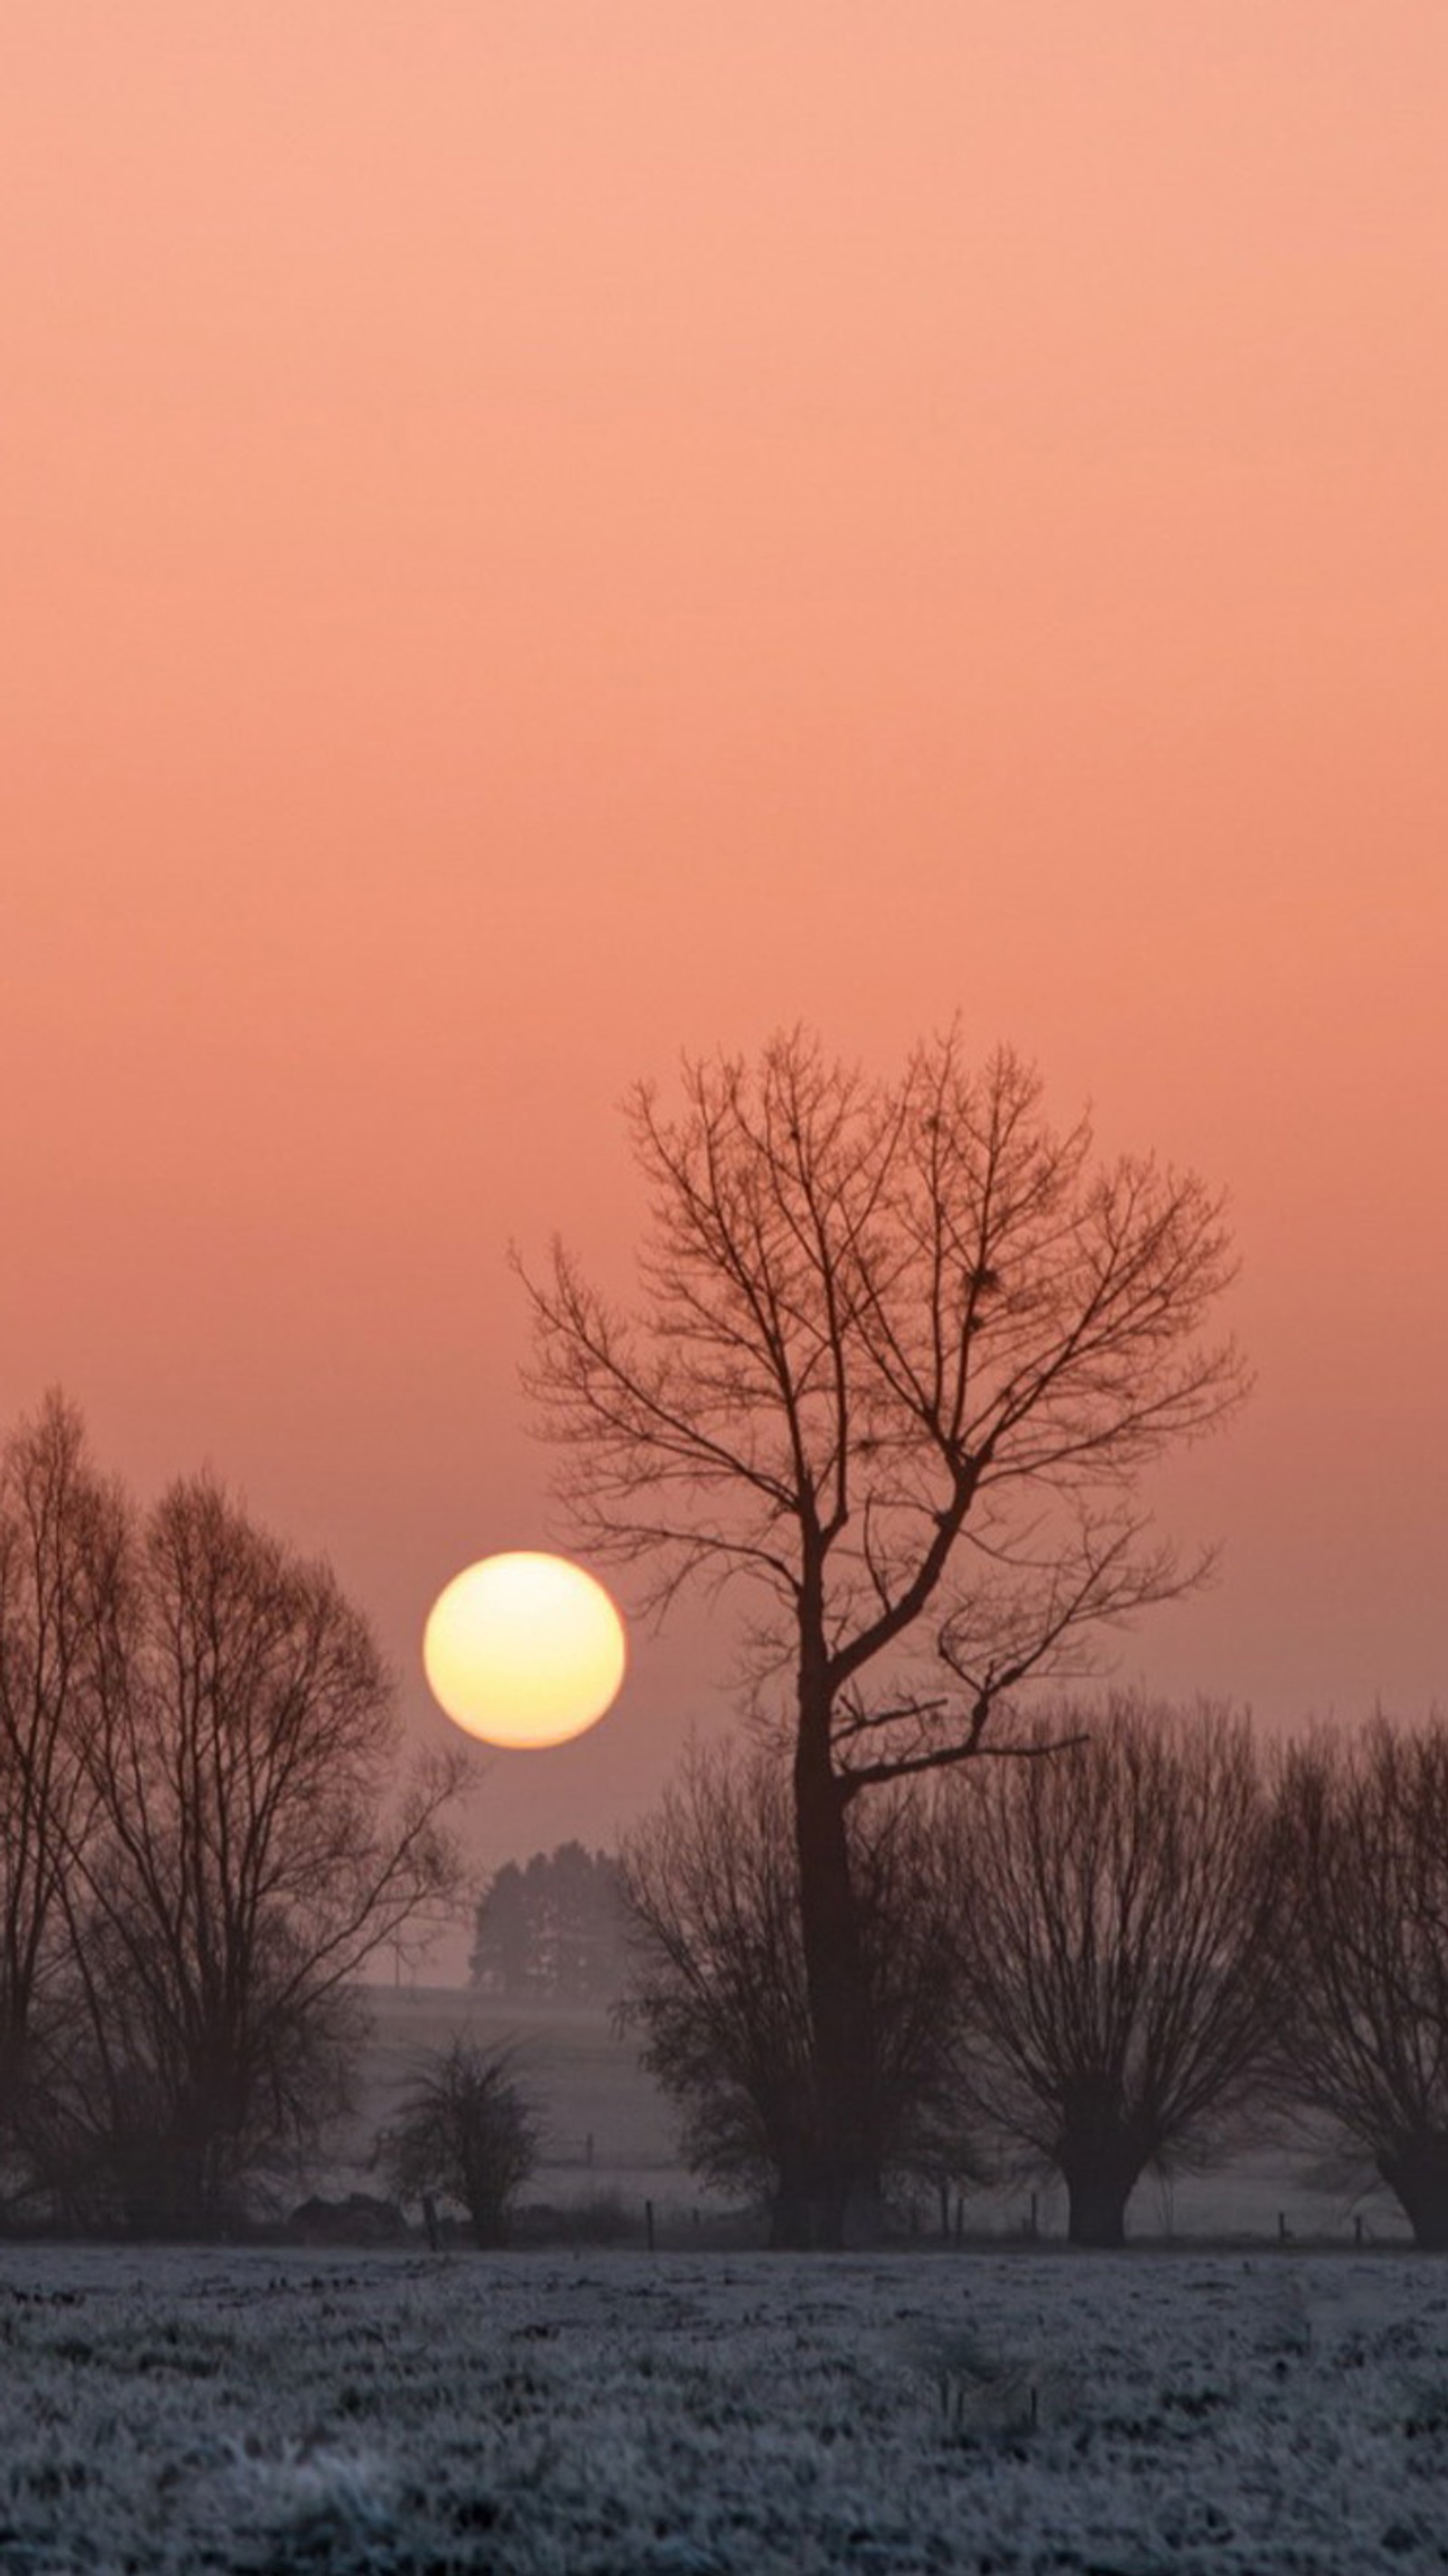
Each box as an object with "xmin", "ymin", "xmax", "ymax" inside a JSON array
[
  {"xmin": 521, "ymin": 1029, "xmax": 1246, "ymax": 2239},
  {"xmin": 471, "ymin": 1842, "xmax": 627, "ymax": 2002},
  {"xmin": 0, "ymin": 1394, "xmax": 128, "ymax": 2202},
  {"xmin": 1273, "ymin": 1717, "xmax": 1448, "ymax": 2248},
  {"xmin": 375, "ymin": 2037, "xmax": 538, "ymax": 2247},
  {"xmin": 53, "ymin": 1472, "xmax": 469, "ymax": 2233},
  {"xmin": 620, "ymin": 1743, "xmax": 970, "ymax": 2244},
  {"xmin": 946, "ymin": 1696, "xmax": 1284, "ymax": 2244}
]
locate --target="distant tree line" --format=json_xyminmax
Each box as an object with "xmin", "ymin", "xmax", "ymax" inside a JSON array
[
  {"xmin": 619, "ymin": 1697, "xmax": 1448, "ymax": 2251},
  {"xmin": 0, "ymin": 1391, "xmax": 467, "ymax": 2237},
  {"xmin": 471, "ymin": 1842, "xmax": 627, "ymax": 2004}
]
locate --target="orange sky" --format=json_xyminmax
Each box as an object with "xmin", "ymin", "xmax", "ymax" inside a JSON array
[{"xmin": 4, "ymin": 5, "xmax": 1445, "ymax": 1950}]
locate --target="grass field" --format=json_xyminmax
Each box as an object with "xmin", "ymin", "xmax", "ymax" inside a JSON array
[
  {"xmin": 0, "ymin": 1993, "xmax": 1424, "ymax": 2568},
  {"xmin": 2, "ymin": 2241, "xmax": 1445, "ymax": 2571}
]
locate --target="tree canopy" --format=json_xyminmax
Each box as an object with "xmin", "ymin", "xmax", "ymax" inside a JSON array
[{"xmin": 523, "ymin": 1029, "xmax": 1245, "ymax": 1786}]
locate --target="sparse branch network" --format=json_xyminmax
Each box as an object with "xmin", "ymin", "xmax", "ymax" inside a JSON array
[{"xmin": 520, "ymin": 1026, "xmax": 1247, "ymax": 2241}]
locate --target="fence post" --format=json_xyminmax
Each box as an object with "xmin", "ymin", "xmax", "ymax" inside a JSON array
[{"xmin": 644, "ymin": 2198, "xmax": 655, "ymax": 2253}]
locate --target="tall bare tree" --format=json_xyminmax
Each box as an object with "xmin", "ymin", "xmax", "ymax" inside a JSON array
[
  {"xmin": 53, "ymin": 1474, "xmax": 468, "ymax": 2233},
  {"xmin": 621, "ymin": 1743, "xmax": 970, "ymax": 2245},
  {"xmin": 522, "ymin": 1030, "xmax": 1246, "ymax": 2237},
  {"xmin": 0, "ymin": 1393, "xmax": 129, "ymax": 2198},
  {"xmin": 1272, "ymin": 1718, "xmax": 1448, "ymax": 2248},
  {"xmin": 943, "ymin": 1696, "xmax": 1285, "ymax": 2244}
]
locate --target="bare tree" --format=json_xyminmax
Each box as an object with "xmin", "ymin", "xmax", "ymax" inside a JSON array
[
  {"xmin": 521, "ymin": 1030, "xmax": 1246, "ymax": 2237},
  {"xmin": 375, "ymin": 2037, "xmax": 539, "ymax": 2247},
  {"xmin": 621, "ymin": 1742, "xmax": 976, "ymax": 2246},
  {"xmin": 0, "ymin": 1394, "xmax": 129, "ymax": 2204},
  {"xmin": 52, "ymin": 1474, "xmax": 468, "ymax": 2234},
  {"xmin": 943, "ymin": 1696, "xmax": 1285, "ymax": 2245},
  {"xmin": 1272, "ymin": 1718, "xmax": 1448, "ymax": 2248}
]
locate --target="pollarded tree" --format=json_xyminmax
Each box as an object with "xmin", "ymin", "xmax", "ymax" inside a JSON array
[
  {"xmin": 620, "ymin": 1743, "xmax": 971, "ymax": 2246},
  {"xmin": 1272, "ymin": 1718, "xmax": 1448, "ymax": 2248},
  {"xmin": 943, "ymin": 1696, "xmax": 1286, "ymax": 2245},
  {"xmin": 56, "ymin": 1474, "xmax": 469, "ymax": 2235},
  {"xmin": 521, "ymin": 1030, "xmax": 1246, "ymax": 2239}
]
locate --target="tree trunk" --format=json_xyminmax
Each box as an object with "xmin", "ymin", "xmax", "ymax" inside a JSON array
[
  {"xmin": 793, "ymin": 1638, "xmax": 878, "ymax": 2247},
  {"xmin": 769, "ymin": 2178, "xmax": 824, "ymax": 2250},
  {"xmin": 1379, "ymin": 2136, "xmax": 1448, "ymax": 2250},
  {"xmin": 1062, "ymin": 2163, "xmax": 1138, "ymax": 2247},
  {"xmin": 1059, "ymin": 2094, "xmax": 1151, "ymax": 2247}
]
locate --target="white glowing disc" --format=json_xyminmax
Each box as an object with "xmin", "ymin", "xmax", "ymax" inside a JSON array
[{"xmin": 423, "ymin": 1551, "xmax": 626, "ymax": 1749}]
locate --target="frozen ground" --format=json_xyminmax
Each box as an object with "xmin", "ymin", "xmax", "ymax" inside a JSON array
[{"xmin": 3, "ymin": 2246, "xmax": 1448, "ymax": 2573}]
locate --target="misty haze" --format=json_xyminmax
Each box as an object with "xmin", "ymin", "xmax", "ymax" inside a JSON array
[{"xmin": 4, "ymin": 5, "xmax": 1446, "ymax": 2571}]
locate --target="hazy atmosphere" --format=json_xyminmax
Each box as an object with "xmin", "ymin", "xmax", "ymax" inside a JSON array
[{"xmin": 5, "ymin": 4, "xmax": 1445, "ymax": 1908}]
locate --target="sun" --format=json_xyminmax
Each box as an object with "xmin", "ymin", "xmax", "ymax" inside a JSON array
[{"xmin": 422, "ymin": 1552, "xmax": 627, "ymax": 1750}]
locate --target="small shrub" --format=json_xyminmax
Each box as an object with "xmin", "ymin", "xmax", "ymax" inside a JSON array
[{"xmin": 373, "ymin": 2038, "xmax": 539, "ymax": 2247}]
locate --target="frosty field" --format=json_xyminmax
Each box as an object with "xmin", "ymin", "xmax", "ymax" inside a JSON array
[{"xmin": 4, "ymin": 2246, "xmax": 1448, "ymax": 2574}]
